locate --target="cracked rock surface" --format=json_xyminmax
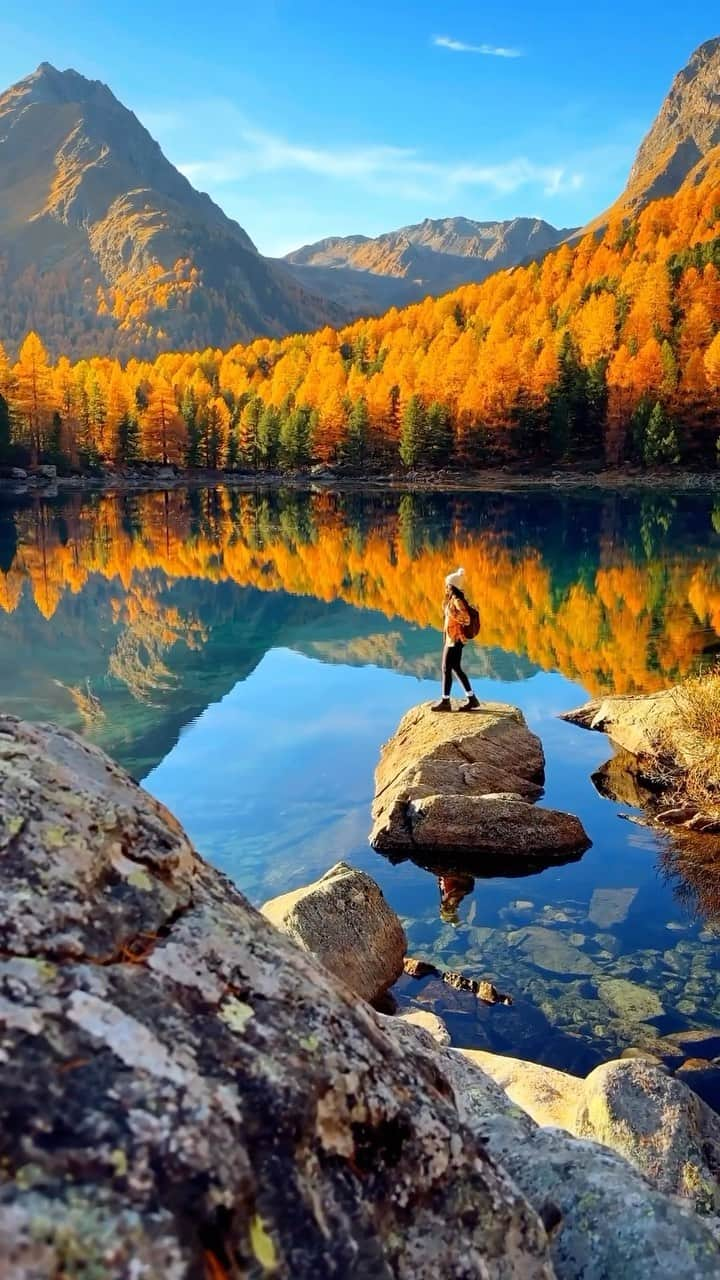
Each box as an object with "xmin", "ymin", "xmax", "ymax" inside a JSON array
[
  {"xmin": 0, "ymin": 716, "xmax": 555, "ymax": 1279},
  {"xmin": 369, "ymin": 702, "xmax": 590, "ymax": 863}
]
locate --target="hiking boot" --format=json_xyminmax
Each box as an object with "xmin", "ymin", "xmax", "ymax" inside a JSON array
[
  {"xmin": 431, "ymin": 698, "xmax": 453, "ymax": 712},
  {"xmin": 458, "ymin": 694, "xmax": 480, "ymax": 712}
]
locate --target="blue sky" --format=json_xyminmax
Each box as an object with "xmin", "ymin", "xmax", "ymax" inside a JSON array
[{"xmin": 0, "ymin": 2, "xmax": 715, "ymax": 254}]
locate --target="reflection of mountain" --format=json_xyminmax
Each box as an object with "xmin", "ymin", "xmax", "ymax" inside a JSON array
[
  {"xmin": 0, "ymin": 552, "xmax": 538, "ymax": 777},
  {"xmin": 1, "ymin": 486, "xmax": 720, "ymax": 776},
  {"xmin": 0, "ymin": 579, "xmax": 400, "ymax": 775}
]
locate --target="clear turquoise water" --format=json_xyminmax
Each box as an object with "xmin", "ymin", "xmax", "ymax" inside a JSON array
[{"xmin": 2, "ymin": 486, "xmax": 719, "ymax": 1072}]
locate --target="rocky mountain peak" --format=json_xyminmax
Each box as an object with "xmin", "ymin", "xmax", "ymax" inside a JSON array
[
  {"xmin": 625, "ymin": 36, "xmax": 720, "ymax": 206},
  {"xmin": 0, "ymin": 63, "xmax": 340, "ymax": 357}
]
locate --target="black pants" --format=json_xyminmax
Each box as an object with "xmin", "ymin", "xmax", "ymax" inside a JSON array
[{"xmin": 442, "ymin": 640, "xmax": 471, "ymax": 698}]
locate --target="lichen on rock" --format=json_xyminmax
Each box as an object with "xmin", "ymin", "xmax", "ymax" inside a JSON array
[{"xmin": 0, "ymin": 715, "xmax": 555, "ymax": 1279}]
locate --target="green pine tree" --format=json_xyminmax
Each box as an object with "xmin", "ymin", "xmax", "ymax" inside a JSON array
[
  {"xmin": 205, "ymin": 402, "xmax": 224, "ymax": 469},
  {"xmin": 400, "ymin": 395, "xmax": 426, "ymax": 468},
  {"xmin": 642, "ymin": 402, "xmax": 680, "ymax": 466},
  {"xmin": 547, "ymin": 333, "xmax": 594, "ymax": 460},
  {"xmin": 116, "ymin": 413, "xmax": 141, "ymax": 465},
  {"xmin": 280, "ymin": 407, "xmax": 313, "ymax": 468},
  {"xmin": 44, "ymin": 411, "xmax": 65, "ymax": 468},
  {"xmin": 425, "ymin": 401, "xmax": 453, "ymax": 466},
  {"xmin": 226, "ymin": 427, "xmax": 240, "ymax": 471},
  {"xmin": 242, "ymin": 397, "xmax": 262, "ymax": 470},
  {"xmin": 182, "ymin": 387, "xmax": 202, "ymax": 467},
  {"xmin": 257, "ymin": 405, "xmax": 281, "ymax": 469},
  {"xmin": 344, "ymin": 398, "xmax": 370, "ymax": 468},
  {"xmin": 510, "ymin": 389, "xmax": 546, "ymax": 461}
]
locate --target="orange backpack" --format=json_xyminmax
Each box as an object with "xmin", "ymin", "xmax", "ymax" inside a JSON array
[{"xmin": 462, "ymin": 602, "xmax": 480, "ymax": 641}]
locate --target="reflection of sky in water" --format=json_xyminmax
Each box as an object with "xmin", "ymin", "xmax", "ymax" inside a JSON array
[
  {"xmin": 146, "ymin": 646, "xmax": 720, "ymax": 1071},
  {"xmin": 146, "ymin": 647, "xmax": 659, "ymax": 906}
]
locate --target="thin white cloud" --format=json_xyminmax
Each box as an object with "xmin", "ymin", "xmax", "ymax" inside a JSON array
[
  {"xmin": 433, "ymin": 34, "xmax": 522, "ymax": 58},
  {"xmin": 179, "ymin": 123, "xmax": 583, "ymax": 203}
]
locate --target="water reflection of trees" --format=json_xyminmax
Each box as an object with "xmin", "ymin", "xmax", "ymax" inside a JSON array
[{"xmin": 1, "ymin": 487, "xmax": 720, "ymax": 694}]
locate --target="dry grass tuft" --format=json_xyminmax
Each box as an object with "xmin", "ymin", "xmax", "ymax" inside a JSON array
[
  {"xmin": 672, "ymin": 661, "xmax": 720, "ymax": 742},
  {"xmin": 665, "ymin": 663, "xmax": 720, "ymax": 813}
]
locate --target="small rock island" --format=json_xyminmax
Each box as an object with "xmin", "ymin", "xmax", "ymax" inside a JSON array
[{"xmin": 370, "ymin": 700, "xmax": 590, "ymax": 866}]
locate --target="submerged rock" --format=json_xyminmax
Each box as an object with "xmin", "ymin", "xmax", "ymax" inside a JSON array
[
  {"xmin": 370, "ymin": 701, "xmax": 590, "ymax": 863},
  {"xmin": 261, "ymin": 860, "xmax": 406, "ymax": 1003},
  {"xmin": 0, "ymin": 716, "xmax": 555, "ymax": 1279},
  {"xmin": 401, "ymin": 955, "xmax": 512, "ymax": 1004},
  {"xmin": 588, "ymin": 886, "xmax": 638, "ymax": 927},
  {"xmin": 597, "ymin": 977, "xmax": 664, "ymax": 1022},
  {"xmin": 508, "ymin": 926, "xmax": 597, "ymax": 976}
]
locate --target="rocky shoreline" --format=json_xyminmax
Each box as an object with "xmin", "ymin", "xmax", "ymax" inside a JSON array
[
  {"xmin": 4, "ymin": 461, "xmax": 720, "ymax": 500},
  {"xmin": 563, "ymin": 688, "xmax": 720, "ymax": 835},
  {"xmin": 2, "ymin": 711, "xmax": 720, "ymax": 1275}
]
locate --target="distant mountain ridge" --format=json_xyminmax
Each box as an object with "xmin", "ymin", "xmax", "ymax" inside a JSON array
[
  {"xmin": 281, "ymin": 216, "xmax": 575, "ymax": 314},
  {"xmin": 1, "ymin": 38, "xmax": 719, "ymax": 358},
  {"xmin": 0, "ymin": 62, "xmax": 342, "ymax": 358}
]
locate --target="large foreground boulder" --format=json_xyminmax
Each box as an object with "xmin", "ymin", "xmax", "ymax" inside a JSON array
[
  {"xmin": 370, "ymin": 702, "xmax": 590, "ymax": 863},
  {"xmin": 465, "ymin": 1048, "xmax": 720, "ymax": 1216},
  {"xmin": 0, "ymin": 716, "xmax": 555, "ymax": 1279},
  {"xmin": 261, "ymin": 860, "xmax": 406, "ymax": 1003},
  {"xmin": 385, "ymin": 1019, "xmax": 720, "ymax": 1280}
]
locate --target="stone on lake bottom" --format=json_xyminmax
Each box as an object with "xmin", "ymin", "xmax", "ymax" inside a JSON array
[
  {"xmin": 509, "ymin": 926, "xmax": 597, "ymax": 976},
  {"xmin": 588, "ymin": 886, "xmax": 638, "ymax": 928},
  {"xmin": 598, "ymin": 977, "xmax": 664, "ymax": 1022}
]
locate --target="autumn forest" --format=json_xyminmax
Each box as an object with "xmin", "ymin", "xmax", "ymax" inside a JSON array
[{"xmin": 2, "ymin": 152, "xmax": 720, "ymax": 476}]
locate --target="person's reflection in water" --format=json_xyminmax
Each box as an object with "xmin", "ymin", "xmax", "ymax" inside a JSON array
[{"xmin": 439, "ymin": 872, "xmax": 475, "ymax": 925}]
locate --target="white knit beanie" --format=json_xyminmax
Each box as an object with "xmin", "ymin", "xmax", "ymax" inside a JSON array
[{"xmin": 445, "ymin": 567, "xmax": 466, "ymax": 590}]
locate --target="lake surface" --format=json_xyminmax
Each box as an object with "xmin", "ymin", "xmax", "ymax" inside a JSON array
[{"xmin": 2, "ymin": 484, "xmax": 720, "ymax": 1074}]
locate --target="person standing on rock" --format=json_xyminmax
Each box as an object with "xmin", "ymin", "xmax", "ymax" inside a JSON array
[{"xmin": 432, "ymin": 567, "xmax": 480, "ymax": 712}]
